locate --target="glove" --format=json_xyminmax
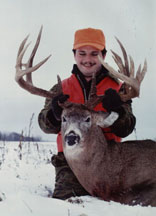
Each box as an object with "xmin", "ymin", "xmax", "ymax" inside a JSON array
[
  {"xmin": 102, "ymin": 88, "xmax": 123, "ymax": 112},
  {"xmin": 51, "ymin": 93, "xmax": 69, "ymax": 121}
]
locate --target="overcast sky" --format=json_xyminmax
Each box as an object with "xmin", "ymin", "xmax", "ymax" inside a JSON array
[{"xmin": 0, "ymin": 0, "xmax": 155, "ymax": 141}]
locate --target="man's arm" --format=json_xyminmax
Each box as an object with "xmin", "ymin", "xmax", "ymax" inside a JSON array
[
  {"xmin": 38, "ymin": 84, "xmax": 61, "ymax": 134},
  {"xmin": 102, "ymin": 87, "xmax": 136, "ymax": 138},
  {"xmin": 110, "ymin": 101, "xmax": 136, "ymax": 137}
]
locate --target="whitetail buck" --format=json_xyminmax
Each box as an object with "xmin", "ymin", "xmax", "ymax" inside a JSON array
[{"xmin": 15, "ymin": 27, "xmax": 156, "ymax": 206}]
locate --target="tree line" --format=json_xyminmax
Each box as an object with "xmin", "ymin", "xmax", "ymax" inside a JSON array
[{"xmin": 0, "ymin": 131, "xmax": 42, "ymax": 142}]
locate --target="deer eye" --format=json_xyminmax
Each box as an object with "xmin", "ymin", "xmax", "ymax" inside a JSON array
[
  {"xmin": 85, "ymin": 117, "xmax": 91, "ymax": 122},
  {"xmin": 62, "ymin": 116, "xmax": 67, "ymax": 122}
]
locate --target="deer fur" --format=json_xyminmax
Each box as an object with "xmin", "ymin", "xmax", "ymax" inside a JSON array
[{"xmin": 61, "ymin": 104, "xmax": 156, "ymax": 207}]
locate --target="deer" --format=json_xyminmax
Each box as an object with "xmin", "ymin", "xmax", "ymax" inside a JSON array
[{"xmin": 15, "ymin": 27, "xmax": 156, "ymax": 207}]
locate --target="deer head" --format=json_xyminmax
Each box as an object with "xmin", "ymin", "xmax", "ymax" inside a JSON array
[{"xmin": 61, "ymin": 103, "xmax": 119, "ymax": 158}]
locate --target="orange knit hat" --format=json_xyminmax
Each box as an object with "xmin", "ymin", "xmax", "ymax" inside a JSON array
[{"xmin": 73, "ymin": 28, "xmax": 105, "ymax": 50}]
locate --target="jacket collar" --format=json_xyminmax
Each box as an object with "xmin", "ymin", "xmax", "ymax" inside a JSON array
[
  {"xmin": 71, "ymin": 64, "xmax": 109, "ymax": 85},
  {"xmin": 71, "ymin": 64, "xmax": 109, "ymax": 100}
]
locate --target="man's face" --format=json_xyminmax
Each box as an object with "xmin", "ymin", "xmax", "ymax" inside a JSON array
[{"xmin": 74, "ymin": 46, "xmax": 105, "ymax": 81}]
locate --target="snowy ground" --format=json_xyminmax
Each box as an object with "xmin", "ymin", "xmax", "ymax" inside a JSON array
[{"xmin": 0, "ymin": 141, "xmax": 156, "ymax": 216}]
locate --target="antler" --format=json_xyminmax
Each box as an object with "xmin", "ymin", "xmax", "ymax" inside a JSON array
[
  {"xmin": 15, "ymin": 26, "xmax": 62, "ymax": 99},
  {"xmin": 85, "ymin": 73, "xmax": 105, "ymax": 109},
  {"xmin": 98, "ymin": 37, "xmax": 147, "ymax": 101}
]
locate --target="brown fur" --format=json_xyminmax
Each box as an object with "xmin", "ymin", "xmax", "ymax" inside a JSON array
[{"xmin": 61, "ymin": 104, "xmax": 156, "ymax": 207}]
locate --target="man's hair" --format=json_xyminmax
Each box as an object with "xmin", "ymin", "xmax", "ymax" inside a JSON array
[
  {"xmin": 72, "ymin": 48, "xmax": 107, "ymax": 57},
  {"xmin": 101, "ymin": 48, "xmax": 107, "ymax": 56}
]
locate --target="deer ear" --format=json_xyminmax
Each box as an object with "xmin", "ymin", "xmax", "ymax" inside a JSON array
[{"xmin": 95, "ymin": 111, "xmax": 119, "ymax": 128}]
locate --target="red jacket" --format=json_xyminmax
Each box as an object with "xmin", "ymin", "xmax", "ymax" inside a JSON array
[{"xmin": 57, "ymin": 74, "xmax": 122, "ymax": 152}]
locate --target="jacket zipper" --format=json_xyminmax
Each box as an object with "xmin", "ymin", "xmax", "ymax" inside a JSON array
[{"xmin": 77, "ymin": 74, "xmax": 88, "ymax": 102}]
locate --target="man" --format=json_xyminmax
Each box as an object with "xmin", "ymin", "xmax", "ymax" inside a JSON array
[{"xmin": 38, "ymin": 28, "xmax": 136, "ymax": 200}]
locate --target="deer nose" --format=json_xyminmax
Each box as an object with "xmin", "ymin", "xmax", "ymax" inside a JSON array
[{"xmin": 65, "ymin": 131, "xmax": 80, "ymax": 146}]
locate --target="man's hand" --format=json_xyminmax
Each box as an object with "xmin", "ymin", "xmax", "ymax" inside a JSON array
[
  {"xmin": 102, "ymin": 88, "xmax": 123, "ymax": 112},
  {"xmin": 51, "ymin": 94, "xmax": 69, "ymax": 121}
]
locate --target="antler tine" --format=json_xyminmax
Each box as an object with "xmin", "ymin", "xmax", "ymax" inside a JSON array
[
  {"xmin": 27, "ymin": 26, "xmax": 43, "ymax": 68},
  {"xmin": 17, "ymin": 34, "xmax": 29, "ymax": 59},
  {"xmin": 136, "ymin": 59, "xmax": 147, "ymax": 84},
  {"xmin": 85, "ymin": 73, "xmax": 105, "ymax": 109},
  {"xmin": 114, "ymin": 37, "xmax": 130, "ymax": 76},
  {"xmin": 57, "ymin": 75, "xmax": 63, "ymax": 95},
  {"xmin": 88, "ymin": 72, "xmax": 96, "ymax": 101},
  {"xmin": 111, "ymin": 49, "xmax": 125, "ymax": 75},
  {"xmin": 129, "ymin": 55, "xmax": 135, "ymax": 78},
  {"xmin": 15, "ymin": 27, "xmax": 61, "ymax": 99},
  {"xmin": 15, "ymin": 39, "xmax": 31, "ymax": 82},
  {"xmin": 26, "ymin": 26, "xmax": 43, "ymax": 84}
]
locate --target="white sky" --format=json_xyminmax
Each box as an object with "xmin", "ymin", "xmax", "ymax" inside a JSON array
[{"xmin": 0, "ymin": 0, "xmax": 155, "ymax": 140}]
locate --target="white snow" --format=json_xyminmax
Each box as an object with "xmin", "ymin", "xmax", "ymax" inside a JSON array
[{"xmin": 0, "ymin": 141, "xmax": 155, "ymax": 216}]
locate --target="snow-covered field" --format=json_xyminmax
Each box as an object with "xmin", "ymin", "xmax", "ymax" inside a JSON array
[{"xmin": 0, "ymin": 141, "xmax": 155, "ymax": 216}]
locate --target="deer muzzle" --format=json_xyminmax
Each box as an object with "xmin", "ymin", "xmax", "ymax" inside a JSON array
[{"xmin": 64, "ymin": 131, "xmax": 80, "ymax": 146}]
